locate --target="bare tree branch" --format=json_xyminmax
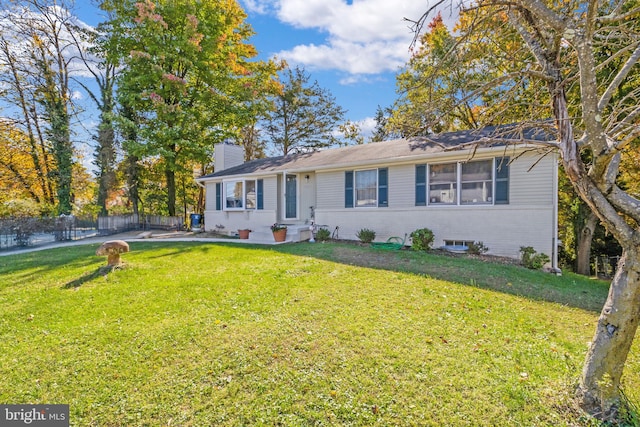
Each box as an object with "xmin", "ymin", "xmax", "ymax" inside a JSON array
[
  {"xmin": 598, "ymin": 43, "xmax": 640, "ymax": 112},
  {"xmin": 598, "ymin": 6, "xmax": 640, "ymax": 24}
]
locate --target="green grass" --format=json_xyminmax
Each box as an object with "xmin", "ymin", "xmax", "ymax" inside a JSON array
[{"xmin": 0, "ymin": 241, "xmax": 638, "ymax": 426}]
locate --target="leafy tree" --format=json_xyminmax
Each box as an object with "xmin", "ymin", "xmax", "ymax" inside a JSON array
[
  {"xmin": 70, "ymin": 11, "xmax": 120, "ymax": 216},
  {"xmin": 370, "ymin": 105, "xmax": 394, "ymax": 142},
  {"xmin": 106, "ymin": 0, "xmax": 280, "ymax": 216},
  {"xmin": 338, "ymin": 120, "xmax": 365, "ymax": 145},
  {"xmin": 0, "ymin": 0, "xmax": 81, "ymax": 214},
  {"xmin": 390, "ymin": 13, "xmax": 487, "ymax": 136},
  {"xmin": 239, "ymin": 120, "xmax": 266, "ymax": 161},
  {"xmin": 263, "ymin": 66, "xmax": 346, "ymax": 155},
  {"xmin": 0, "ymin": 120, "xmax": 53, "ymax": 211},
  {"xmin": 410, "ymin": 0, "xmax": 640, "ymax": 418}
]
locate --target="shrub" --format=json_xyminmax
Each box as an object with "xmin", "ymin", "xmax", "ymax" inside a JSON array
[
  {"xmin": 356, "ymin": 228, "xmax": 376, "ymax": 243},
  {"xmin": 410, "ymin": 228, "xmax": 435, "ymax": 251},
  {"xmin": 271, "ymin": 223, "xmax": 287, "ymax": 232},
  {"xmin": 468, "ymin": 241, "xmax": 489, "ymax": 255},
  {"xmin": 520, "ymin": 246, "xmax": 550, "ymax": 270},
  {"xmin": 315, "ymin": 228, "xmax": 331, "ymax": 242}
]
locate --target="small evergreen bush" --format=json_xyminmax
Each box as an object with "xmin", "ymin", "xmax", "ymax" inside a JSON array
[
  {"xmin": 315, "ymin": 228, "xmax": 331, "ymax": 242},
  {"xmin": 520, "ymin": 246, "xmax": 550, "ymax": 270},
  {"xmin": 410, "ymin": 228, "xmax": 435, "ymax": 251},
  {"xmin": 468, "ymin": 241, "xmax": 489, "ymax": 255},
  {"xmin": 356, "ymin": 228, "xmax": 376, "ymax": 243}
]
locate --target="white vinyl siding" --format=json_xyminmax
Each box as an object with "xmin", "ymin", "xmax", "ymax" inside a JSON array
[
  {"xmin": 261, "ymin": 177, "xmax": 278, "ymax": 211},
  {"xmin": 205, "ymin": 183, "xmax": 217, "ymax": 211},
  {"xmin": 388, "ymin": 165, "xmax": 413, "ymax": 207},
  {"xmin": 509, "ymin": 154, "xmax": 555, "ymax": 205},
  {"xmin": 316, "ymin": 171, "xmax": 344, "ymax": 209}
]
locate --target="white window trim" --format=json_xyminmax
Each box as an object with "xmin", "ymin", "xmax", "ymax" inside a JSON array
[
  {"xmin": 223, "ymin": 179, "xmax": 257, "ymax": 211},
  {"xmin": 427, "ymin": 159, "xmax": 497, "ymax": 206},
  {"xmin": 460, "ymin": 159, "xmax": 494, "ymax": 205},
  {"xmin": 354, "ymin": 168, "xmax": 379, "ymax": 208},
  {"xmin": 428, "ymin": 162, "xmax": 458, "ymax": 205}
]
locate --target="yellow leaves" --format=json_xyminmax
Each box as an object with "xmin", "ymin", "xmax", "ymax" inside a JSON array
[{"xmin": 0, "ymin": 121, "xmax": 51, "ymax": 203}]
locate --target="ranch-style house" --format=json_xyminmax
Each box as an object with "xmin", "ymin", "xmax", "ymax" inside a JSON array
[{"xmin": 195, "ymin": 126, "xmax": 559, "ymax": 268}]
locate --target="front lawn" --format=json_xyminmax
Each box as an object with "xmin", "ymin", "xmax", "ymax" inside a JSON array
[{"xmin": 0, "ymin": 241, "xmax": 638, "ymax": 426}]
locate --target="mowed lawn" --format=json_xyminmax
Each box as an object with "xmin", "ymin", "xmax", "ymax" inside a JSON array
[{"xmin": 0, "ymin": 241, "xmax": 638, "ymax": 426}]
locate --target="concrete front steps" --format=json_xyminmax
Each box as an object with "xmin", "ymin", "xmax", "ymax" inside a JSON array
[{"xmin": 241, "ymin": 224, "xmax": 312, "ymax": 243}]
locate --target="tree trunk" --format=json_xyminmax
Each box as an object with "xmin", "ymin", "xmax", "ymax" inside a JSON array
[
  {"xmin": 576, "ymin": 210, "xmax": 598, "ymax": 276},
  {"xmin": 578, "ymin": 248, "xmax": 640, "ymax": 419},
  {"xmin": 166, "ymin": 167, "xmax": 176, "ymax": 217},
  {"xmin": 95, "ymin": 88, "xmax": 116, "ymax": 216},
  {"xmin": 125, "ymin": 154, "xmax": 140, "ymax": 215},
  {"xmin": 550, "ymin": 76, "xmax": 640, "ymax": 418},
  {"xmin": 96, "ymin": 127, "xmax": 116, "ymax": 216}
]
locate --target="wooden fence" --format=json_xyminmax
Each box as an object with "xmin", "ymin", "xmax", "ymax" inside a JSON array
[{"xmin": 97, "ymin": 214, "xmax": 184, "ymax": 234}]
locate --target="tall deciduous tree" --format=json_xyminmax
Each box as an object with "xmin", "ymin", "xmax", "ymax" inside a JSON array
[
  {"xmin": 70, "ymin": 11, "xmax": 119, "ymax": 216},
  {"xmin": 263, "ymin": 66, "xmax": 346, "ymax": 155},
  {"xmin": 0, "ymin": 0, "xmax": 80, "ymax": 214},
  {"xmin": 391, "ymin": 12, "xmax": 489, "ymax": 136},
  {"xmin": 106, "ymin": 0, "xmax": 280, "ymax": 216},
  {"xmin": 411, "ymin": 0, "xmax": 640, "ymax": 418}
]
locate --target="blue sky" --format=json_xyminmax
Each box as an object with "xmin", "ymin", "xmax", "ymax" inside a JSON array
[{"xmin": 74, "ymin": 0, "xmax": 453, "ymax": 136}]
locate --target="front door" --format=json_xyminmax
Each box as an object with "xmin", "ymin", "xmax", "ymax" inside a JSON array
[{"xmin": 285, "ymin": 174, "xmax": 297, "ymax": 219}]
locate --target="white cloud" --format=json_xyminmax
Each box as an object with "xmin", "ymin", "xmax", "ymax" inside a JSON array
[
  {"xmin": 0, "ymin": 5, "xmax": 103, "ymax": 78},
  {"xmin": 278, "ymin": 0, "xmax": 419, "ymax": 44},
  {"xmin": 244, "ymin": 0, "xmax": 456, "ymax": 78},
  {"xmin": 357, "ymin": 116, "xmax": 377, "ymax": 138},
  {"xmin": 278, "ymin": 38, "xmax": 409, "ymax": 75},
  {"xmin": 243, "ymin": 0, "xmax": 278, "ymax": 14}
]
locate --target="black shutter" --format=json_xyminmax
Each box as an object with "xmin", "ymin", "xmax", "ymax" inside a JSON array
[
  {"xmin": 345, "ymin": 171, "xmax": 354, "ymax": 208},
  {"xmin": 257, "ymin": 179, "xmax": 264, "ymax": 210},
  {"xmin": 495, "ymin": 157, "xmax": 509, "ymax": 204},
  {"xmin": 215, "ymin": 183, "xmax": 222, "ymax": 210},
  {"xmin": 415, "ymin": 165, "xmax": 426, "ymax": 206},
  {"xmin": 378, "ymin": 168, "xmax": 388, "ymax": 207}
]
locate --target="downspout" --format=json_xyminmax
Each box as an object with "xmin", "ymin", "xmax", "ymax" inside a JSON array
[
  {"xmin": 196, "ymin": 180, "xmax": 207, "ymax": 227},
  {"xmin": 552, "ymin": 153, "xmax": 559, "ymax": 270},
  {"xmin": 281, "ymin": 170, "xmax": 287, "ymax": 223}
]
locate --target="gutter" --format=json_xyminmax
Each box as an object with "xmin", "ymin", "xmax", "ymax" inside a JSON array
[
  {"xmin": 195, "ymin": 143, "xmax": 549, "ymax": 182},
  {"xmin": 552, "ymin": 153, "xmax": 559, "ymax": 270}
]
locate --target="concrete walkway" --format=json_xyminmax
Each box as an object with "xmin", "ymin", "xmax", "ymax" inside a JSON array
[{"xmin": 0, "ymin": 230, "xmax": 287, "ymax": 257}]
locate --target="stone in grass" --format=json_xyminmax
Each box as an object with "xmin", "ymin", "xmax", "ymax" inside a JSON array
[{"xmin": 96, "ymin": 240, "xmax": 130, "ymax": 267}]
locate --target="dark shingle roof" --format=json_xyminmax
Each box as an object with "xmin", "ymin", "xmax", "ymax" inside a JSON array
[{"xmin": 198, "ymin": 125, "xmax": 555, "ymax": 179}]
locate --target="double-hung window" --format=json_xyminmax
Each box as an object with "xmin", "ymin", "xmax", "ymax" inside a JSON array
[
  {"xmin": 355, "ymin": 170, "xmax": 377, "ymax": 207},
  {"xmin": 345, "ymin": 168, "xmax": 388, "ymax": 208},
  {"xmin": 461, "ymin": 160, "xmax": 492, "ymax": 204},
  {"xmin": 429, "ymin": 163, "xmax": 457, "ymax": 204}
]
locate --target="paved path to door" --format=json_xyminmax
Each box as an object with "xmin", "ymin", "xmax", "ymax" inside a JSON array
[{"xmin": 0, "ymin": 231, "xmax": 284, "ymax": 257}]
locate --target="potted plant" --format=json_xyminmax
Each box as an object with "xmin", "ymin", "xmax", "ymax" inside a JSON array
[
  {"xmin": 271, "ymin": 223, "xmax": 287, "ymax": 242},
  {"xmin": 238, "ymin": 229, "xmax": 251, "ymax": 239}
]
